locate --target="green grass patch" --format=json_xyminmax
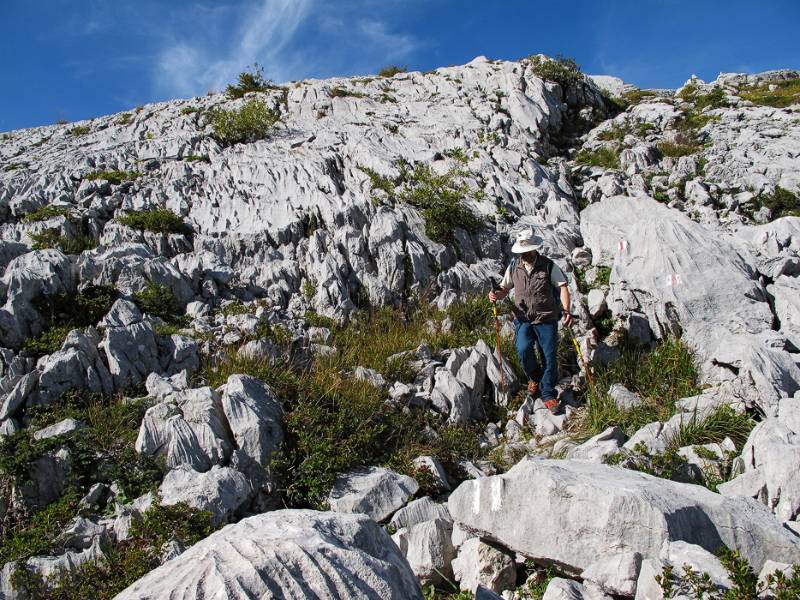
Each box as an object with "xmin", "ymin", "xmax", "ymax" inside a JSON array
[
  {"xmin": 443, "ymin": 148, "xmax": 469, "ymax": 164},
  {"xmin": 582, "ymin": 337, "xmax": 701, "ymax": 437},
  {"xmin": 657, "ymin": 140, "xmax": 702, "ymax": 158},
  {"xmin": 69, "ymin": 126, "xmax": 90, "ymax": 136},
  {"xmin": 116, "ymin": 208, "xmax": 191, "ymax": 235},
  {"xmin": 84, "ymin": 170, "xmax": 141, "ymax": 185},
  {"xmin": 739, "ymin": 78, "xmax": 800, "ymax": 108},
  {"xmin": 528, "ymin": 54, "xmax": 584, "ymax": 88},
  {"xmin": 756, "ymin": 186, "xmax": 800, "ymax": 219},
  {"xmin": 574, "ymin": 147, "xmax": 620, "ymax": 169},
  {"xmin": 184, "ymin": 154, "xmax": 209, "ymax": 163},
  {"xmin": 329, "ymin": 87, "xmax": 367, "ymax": 98},
  {"xmin": 28, "ymin": 230, "xmax": 96, "ymax": 254},
  {"xmin": 116, "ymin": 113, "xmax": 132, "ymax": 126},
  {"xmin": 180, "ymin": 106, "xmax": 198, "ymax": 115},
  {"xmin": 208, "ymin": 98, "xmax": 280, "ymax": 145},
  {"xmin": 668, "ymin": 406, "xmax": 756, "ymax": 450},
  {"xmin": 622, "ymin": 89, "xmax": 657, "ymax": 105},
  {"xmin": 595, "ymin": 266, "xmax": 611, "ymax": 287},
  {"xmin": 133, "ymin": 282, "xmax": 185, "ymax": 324},
  {"xmin": 21, "ymin": 206, "xmax": 70, "ymax": 223},
  {"xmin": 597, "ymin": 121, "xmax": 631, "ymax": 142}
]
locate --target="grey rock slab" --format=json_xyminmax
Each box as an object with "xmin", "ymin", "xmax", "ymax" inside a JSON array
[
  {"xmin": 391, "ymin": 518, "xmax": 455, "ymax": 586},
  {"xmin": 660, "ymin": 540, "xmax": 733, "ymax": 592},
  {"xmin": 447, "ymin": 458, "xmax": 800, "ymax": 574},
  {"xmin": 581, "ymin": 551, "xmax": 642, "ymax": 598},
  {"xmin": 158, "ymin": 465, "xmax": 252, "ymax": 525},
  {"xmin": 389, "ymin": 497, "xmax": 452, "ymax": 531},
  {"xmin": 114, "ymin": 509, "xmax": 422, "ymax": 600},
  {"xmin": 608, "ymin": 383, "xmax": 642, "ymax": 410},
  {"xmin": 33, "ymin": 417, "xmax": 85, "ymax": 440},
  {"xmin": 451, "ymin": 537, "xmax": 516, "ymax": 594},
  {"xmin": 220, "ymin": 374, "xmax": 283, "ymax": 466},
  {"xmin": 568, "ymin": 426, "xmax": 626, "ymax": 462},
  {"xmin": 354, "ymin": 366, "xmax": 387, "ymax": 388},
  {"xmin": 587, "ymin": 288, "xmax": 607, "ymax": 318},
  {"xmin": 328, "ymin": 466, "xmax": 418, "ymax": 522}
]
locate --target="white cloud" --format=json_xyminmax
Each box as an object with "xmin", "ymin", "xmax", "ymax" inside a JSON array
[{"xmin": 151, "ymin": 0, "xmax": 421, "ymax": 99}]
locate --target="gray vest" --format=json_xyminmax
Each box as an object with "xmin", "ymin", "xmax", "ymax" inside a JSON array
[{"xmin": 511, "ymin": 255, "xmax": 560, "ymax": 324}]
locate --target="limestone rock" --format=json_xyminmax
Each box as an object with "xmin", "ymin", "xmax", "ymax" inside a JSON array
[
  {"xmin": 389, "ymin": 497, "xmax": 452, "ymax": 531},
  {"xmin": 451, "ymin": 537, "xmax": 517, "ymax": 594},
  {"xmin": 114, "ymin": 510, "xmax": 422, "ymax": 599},
  {"xmin": 392, "ymin": 518, "xmax": 455, "ymax": 586},
  {"xmin": 581, "ymin": 551, "xmax": 642, "ymax": 597},
  {"xmin": 158, "ymin": 465, "xmax": 252, "ymax": 525},
  {"xmin": 328, "ymin": 466, "xmax": 418, "ymax": 522},
  {"xmin": 220, "ymin": 374, "xmax": 283, "ymax": 466},
  {"xmin": 447, "ymin": 458, "xmax": 800, "ymax": 574}
]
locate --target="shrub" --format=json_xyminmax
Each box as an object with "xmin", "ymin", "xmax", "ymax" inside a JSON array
[
  {"xmin": 357, "ymin": 165, "xmax": 396, "ymax": 202},
  {"xmin": 305, "ymin": 311, "xmax": 336, "ymax": 329},
  {"xmin": 29, "ymin": 229, "xmax": 96, "ymax": 254},
  {"xmin": 180, "ymin": 106, "xmax": 198, "ymax": 115},
  {"xmin": 84, "ymin": 170, "xmax": 141, "ymax": 185},
  {"xmin": 329, "ymin": 87, "xmax": 367, "ymax": 98},
  {"xmin": 378, "ymin": 65, "xmax": 407, "ymax": 78},
  {"xmin": 397, "ymin": 163, "xmax": 481, "ymax": 244},
  {"xmin": 739, "ymin": 78, "xmax": 800, "ymax": 108},
  {"xmin": 117, "ymin": 208, "xmax": 191, "ymax": 235},
  {"xmin": 756, "ymin": 186, "xmax": 800, "ymax": 219},
  {"xmin": 226, "ymin": 63, "xmax": 276, "ymax": 99},
  {"xmin": 133, "ymin": 282, "xmax": 183, "ymax": 323},
  {"xmin": 529, "ymin": 54, "xmax": 584, "ymax": 88},
  {"xmin": 184, "ymin": 154, "xmax": 208, "ymax": 163},
  {"xmin": 597, "ymin": 121, "xmax": 631, "ymax": 142},
  {"xmin": 116, "ymin": 113, "xmax": 132, "ymax": 125},
  {"xmin": 302, "ymin": 280, "xmax": 317, "ymax": 301},
  {"xmin": 20, "ymin": 324, "xmax": 75, "ymax": 356},
  {"xmin": 208, "ymin": 98, "xmax": 280, "ymax": 145},
  {"xmin": 69, "ymin": 126, "xmax": 90, "ymax": 136},
  {"xmin": 622, "ymin": 89, "xmax": 656, "ymax": 105},
  {"xmin": 21, "ymin": 205, "xmax": 70, "ymax": 223},
  {"xmin": 574, "ymin": 147, "xmax": 620, "ymax": 169},
  {"xmin": 595, "ymin": 266, "xmax": 611, "ymax": 286},
  {"xmin": 443, "ymin": 148, "xmax": 469, "ymax": 164}
]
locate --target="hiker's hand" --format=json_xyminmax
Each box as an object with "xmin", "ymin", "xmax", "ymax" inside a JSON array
[
  {"xmin": 562, "ymin": 312, "xmax": 574, "ymax": 327},
  {"xmin": 489, "ymin": 289, "xmax": 506, "ymax": 303}
]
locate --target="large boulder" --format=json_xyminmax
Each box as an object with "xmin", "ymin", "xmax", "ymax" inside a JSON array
[
  {"xmin": 391, "ymin": 518, "xmax": 455, "ymax": 586},
  {"xmin": 447, "ymin": 458, "xmax": 800, "ymax": 574},
  {"xmin": 113, "ymin": 509, "xmax": 422, "ymax": 599},
  {"xmin": 158, "ymin": 465, "xmax": 252, "ymax": 525}
]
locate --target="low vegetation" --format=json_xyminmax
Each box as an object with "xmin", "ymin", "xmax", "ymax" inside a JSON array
[
  {"xmin": 329, "ymin": 86, "xmax": 367, "ymax": 99},
  {"xmin": 738, "ymin": 78, "xmax": 800, "ymax": 108},
  {"xmin": 21, "ymin": 206, "xmax": 70, "ymax": 223},
  {"xmin": 28, "ymin": 229, "xmax": 96, "ymax": 255},
  {"xmin": 132, "ymin": 282, "xmax": 185, "ymax": 324},
  {"xmin": 753, "ymin": 186, "xmax": 800, "ymax": 220},
  {"xmin": 116, "ymin": 208, "xmax": 191, "ymax": 235},
  {"xmin": 208, "ymin": 98, "xmax": 280, "ymax": 145},
  {"xmin": 528, "ymin": 55, "xmax": 583, "ymax": 89},
  {"xmin": 225, "ymin": 64, "xmax": 277, "ymax": 99},
  {"xmin": 574, "ymin": 147, "xmax": 620, "ymax": 169},
  {"xmin": 69, "ymin": 126, "xmax": 90, "ymax": 136},
  {"xmin": 657, "ymin": 138, "xmax": 703, "ymax": 158},
  {"xmin": 84, "ymin": 170, "xmax": 141, "ymax": 185},
  {"xmin": 21, "ymin": 285, "xmax": 118, "ymax": 357},
  {"xmin": 378, "ymin": 65, "xmax": 407, "ymax": 78}
]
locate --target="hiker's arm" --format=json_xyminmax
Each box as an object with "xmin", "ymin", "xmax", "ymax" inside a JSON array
[
  {"xmin": 560, "ymin": 284, "xmax": 573, "ymax": 325},
  {"xmin": 489, "ymin": 287, "xmax": 509, "ymax": 302}
]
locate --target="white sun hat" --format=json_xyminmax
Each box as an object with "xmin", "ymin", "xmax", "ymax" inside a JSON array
[{"xmin": 510, "ymin": 227, "xmax": 544, "ymax": 254}]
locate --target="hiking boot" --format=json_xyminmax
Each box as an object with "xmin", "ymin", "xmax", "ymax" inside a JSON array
[
  {"xmin": 544, "ymin": 398, "xmax": 559, "ymax": 415},
  {"xmin": 527, "ymin": 380, "xmax": 539, "ymax": 395}
]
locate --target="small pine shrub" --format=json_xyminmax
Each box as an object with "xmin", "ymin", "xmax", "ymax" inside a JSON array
[
  {"xmin": 622, "ymin": 89, "xmax": 656, "ymax": 105},
  {"xmin": 115, "ymin": 113, "xmax": 132, "ymax": 125},
  {"xmin": 757, "ymin": 186, "xmax": 800, "ymax": 219},
  {"xmin": 180, "ymin": 106, "xmax": 198, "ymax": 115},
  {"xmin": 21, "ymin": 206, "xmax": 70, "ymax": 223},
  {"xmin": 378, "ymin": 65, "xmax": 407, "ymax": 78},
  {"xmin": 117, "ymin": 208, "xmax": 191, "ymax": 235},
  {"xmin": 208, "ymin": 98, "xmax": 280, "ymax": 145},
  {"xmin": 84, "ymin": 170, "xmax": 141, "ymax": 185},
  {"xmin": 28, "ymin": 229, "xmax": 96, "ymax": 254},
  {"xmin": 133, "ymin": 282, "xmax": 183, "ymax": 323},
  {"xmin": 529, "ymin": 54, "xmax": 584, "ymax": 88},
  {"xmin": 226, "ymin": 63, "xmax": 276, "ymax": 99},
  {"xmin": 329, "ymin": 87, "xmax": 367, "ymax": 99},
  {"xmin": 574, "ymin": 147, "xmax": 620, "ymax": 169},
  {"xmin": 69, "ymin": 126, "xmax": 90, "ymax": 136},
  {"xmin": 443, "ymin": 148, "xmax": 469, "ymax": 164}
]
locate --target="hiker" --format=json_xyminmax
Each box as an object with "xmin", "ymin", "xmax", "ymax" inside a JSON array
[{"xmin": 488, "ymin": 227, "xmax": 573, "ymax": 414}]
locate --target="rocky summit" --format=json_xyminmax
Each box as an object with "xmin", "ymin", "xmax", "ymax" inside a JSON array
[{"xmin": 1, "ymin": 56, "xmax": 799, "ymax": 599}]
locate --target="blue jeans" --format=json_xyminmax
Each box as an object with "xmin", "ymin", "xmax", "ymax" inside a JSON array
[{"xmin": 515, "ymin": 319, "xmax": 559, "ymax": 401}]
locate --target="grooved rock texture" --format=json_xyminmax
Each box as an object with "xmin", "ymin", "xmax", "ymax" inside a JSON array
[{"xmin": 113, "ymin": 510, "xmax": 422, "ymax": 600}]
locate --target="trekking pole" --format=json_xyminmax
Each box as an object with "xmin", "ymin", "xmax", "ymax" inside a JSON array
[{"xmin": 566, "ymin": 323, "xmax": 596, "ymax": 405}]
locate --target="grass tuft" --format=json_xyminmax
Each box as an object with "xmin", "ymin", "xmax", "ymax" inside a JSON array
[
  {"xmin": 208, "ymin": 98, "xmax": 280, "ymax": 145},
  {"xmin": 117, "ymin": 208, "xmax": 191, "ymax": 235}
]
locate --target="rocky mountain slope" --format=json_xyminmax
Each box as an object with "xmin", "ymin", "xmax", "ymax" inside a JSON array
[{"xmin": 1, "ymin": 56, "xmax": 799, "ymax": 599}]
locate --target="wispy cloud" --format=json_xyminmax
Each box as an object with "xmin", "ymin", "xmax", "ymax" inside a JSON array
[{"xmin": 150, "ymin": 0, "xmax": 421, "ymax": 99}]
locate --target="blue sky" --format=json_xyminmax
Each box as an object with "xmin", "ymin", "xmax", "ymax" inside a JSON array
[{"xmin": 1, "ymin": 0, "xmax": 798, "ymax": 132}]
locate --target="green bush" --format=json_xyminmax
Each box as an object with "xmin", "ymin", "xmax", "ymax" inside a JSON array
[
  {"xmin": 443, "ymin": 148, "xmax": 469, "ymax": 164},
  {"xmin": 622, "ymin": 89, "xmax": 656, "ymax": 105},
  {"xmin": 397, "ymin": 163, "xmax": 481, "ymax": 244},
  {"xmin": 595, "ymin": 266, "xmax": 611, "ymax": 286},
  {"xmin": 305, "ymin": 311, "xmax": 336, "ymax": 329},
  {"xmin": 180, "ymin": 106, "xmax": 198, "ymax": 115},
  {"xmin": 529, "ymin": 55, "xmax": 584, "ymax": 88},
  {"xmin": 84, "ymin": 170, "xmax": 141, "ymax": 185},
  {"xmin": 116, "ymin": 113, "xmax": 132, "ymax": 125},
  {"xmin": 208, "ymin": 98, "xmax": 280, "ymax": 145},
  {"xmin": 22, "ymin": 285, "xmax": 118, "ymax": 357},
  {"xmin": 133, "ymin": 282, "xmax": 183, "ymax": 323},
  {"xmin": 29, "ymin": 229, "xmax": 96, "ymax": 254},
  {"xmin": 329, "ymin": 87, "xmax": 367, "ymax": 98},
  {"xmin": 657, "ymin": 140, "xmax": 702, "ymax": 158},
  {"xmin": 757, "ymin": 186, "xmax": 800, "ymax": 219},
  {"xmin": 117, "ymin": 208, "xmax": 191, "ymax": 235},
  {"xmin": 22, "ymin": 206, "xmax": 70, "ymax": 223},
  {"xmin": 574, "ymin": 147, "xmax": 620, "ymax": 169},
  {"xmin": 69, "ymin": 126, "xmax": 90, "ymax": 136},
  {"xmin": 357, "ymin": 165, "xmax": 396, "ymax": 202},
  {"xmin": 597, "ymin": 121, "xmax": 632, "ymax": 142},
  {"xmin": 184, "ymin": 154, "xmax": 208, "ymax": 163},
  {"xmin": 378, "ymin": 65, "xmax": 407, "ymax": 78},
  {"xmin": 226, "ymin": 64, "xmax": 276, "ymax": 99}
]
